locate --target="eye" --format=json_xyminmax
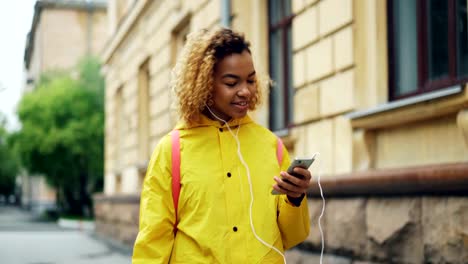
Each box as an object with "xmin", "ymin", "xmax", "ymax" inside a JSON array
[
  {"xmin": 225, "ymin": 82, "xmax": 237, "ymax": 87},
  {"xmin": 247, "ymin": 79, "xmax": 255, "ymax": 84}
]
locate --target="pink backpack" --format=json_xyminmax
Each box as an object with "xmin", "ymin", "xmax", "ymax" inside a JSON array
[{"xmin": 170, "ymin": 130, "xmax": 284, "ymax": 229}]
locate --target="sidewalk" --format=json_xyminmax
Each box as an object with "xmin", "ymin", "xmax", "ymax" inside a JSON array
[
  {"xmin": 0, "ymin": 206, "xmax": 132, "ymax": 264},
  {"xmin": 0, "ymin": 205, "xmax": 60, "ymax": 231}
]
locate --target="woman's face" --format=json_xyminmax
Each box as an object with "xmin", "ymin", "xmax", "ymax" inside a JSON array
[{"xmin": 208, "ymin": 50, "xmax": 256, "ymax": 121}]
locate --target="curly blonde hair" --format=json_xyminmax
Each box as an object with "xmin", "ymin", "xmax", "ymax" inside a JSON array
[{"xmin": 171, "ymin": 28, "xmax": 264, "ymax": 125}]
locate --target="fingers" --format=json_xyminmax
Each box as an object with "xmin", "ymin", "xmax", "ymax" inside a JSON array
[
  {"xmin": 280, "ymin": 169, "xmax": 311, "ymax": 188},
  {"xmin": 272, "ymin": 181, "xmax": 303, "ymax": 198},
  {"xmin": 272, "ymin": 169, "xmax": 312, "ymax": 197},
  {"xmin": 292, "ymin": 167, "xmax": 312, "ymax": 181}
]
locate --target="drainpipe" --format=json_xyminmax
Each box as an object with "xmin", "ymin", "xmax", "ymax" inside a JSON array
[
  {"xmin": 220, "ymin": 0, "xmax": 231, "ymax": 28},
  {"xmin": 86, "ymin": 1, "xmax": 93, "ymax": 55}
]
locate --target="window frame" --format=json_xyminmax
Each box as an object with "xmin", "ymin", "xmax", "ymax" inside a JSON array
[
  {"xmin": 388, "ymin": 0, "xmax": 468, "ymax": 101},
  {"xmin": 267, "ymin": 0, "xmax": 295, "ymax": 131},
  {"xmin": 138, "ymin": 58, "xmax": 150, "ymax": 161}
]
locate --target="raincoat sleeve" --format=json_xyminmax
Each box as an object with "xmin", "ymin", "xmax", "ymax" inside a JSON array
[
  {"xmin": 132, "ymin": 135, "xmax": 176, "ymax": 264},
  {"xmin": 276, "ymin": 147, "xmax": 311, "ymax": 250}
]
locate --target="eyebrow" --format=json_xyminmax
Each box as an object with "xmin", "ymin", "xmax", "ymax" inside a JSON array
[{"xmin": 222, "ymin": 71, "xmax": 256, "ymax": 79}]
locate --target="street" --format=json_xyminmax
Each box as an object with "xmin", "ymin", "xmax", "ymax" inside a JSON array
[{"xmin": 0, "ymin": 206, "xmax": 131, "ymax": 264}]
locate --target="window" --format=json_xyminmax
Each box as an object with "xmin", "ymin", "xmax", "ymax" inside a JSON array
[
  {"xmin": 115, "ymin": 86, "xmax": 124, "ymax": 168},
  {"xmin": 138, "ymin": 59, "xmax": 150, "ymax": 161},
  {"xmin": 268, "ymin": 0, "xmax": 294, "ymax": 131},
  {"xmin": 115, "ymin": 174, "xmax": 122, "ymax": 194},
  {"xmin": 388, "ymin": 0, "xmax": 468, "ymax": 100},
  {"xmin": 138, "ymin": 170, "xmax": 146, "ymax": 193},
  {"xmin": 171, "ymin": 15, "xmax": 191, "ymax": 67}
]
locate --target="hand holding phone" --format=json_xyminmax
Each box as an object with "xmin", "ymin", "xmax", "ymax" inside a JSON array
[{"xmin": 271, "ymin": 154, "xmax": 316, "ymax": 195}]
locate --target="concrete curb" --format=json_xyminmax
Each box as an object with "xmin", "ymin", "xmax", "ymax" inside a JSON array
[
  {"xmin": 89, "ymin": 232, "xmax": 133, "ymax": 256},
  {"xmin": 57, "ymin": 218, "xmax": 95, "ymax": 231}
]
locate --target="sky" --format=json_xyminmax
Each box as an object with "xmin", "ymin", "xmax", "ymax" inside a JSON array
[{"xmin": 0, "ymin": 1, "xmax": 36, "ymax": 131}]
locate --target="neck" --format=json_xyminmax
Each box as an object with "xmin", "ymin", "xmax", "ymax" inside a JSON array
[{"xmin": 202, "ymin": 108, "xmax": 232, "ymax": 124}]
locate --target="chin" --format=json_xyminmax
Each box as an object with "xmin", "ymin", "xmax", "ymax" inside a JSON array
[{"xmin": 232, "ymin": 111, "xmax": 248, "ymax": 119}]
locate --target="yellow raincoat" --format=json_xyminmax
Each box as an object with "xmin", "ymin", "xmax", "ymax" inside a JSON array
[{"xmin": 132, "ymin": 115, "xmax": 310, "ymax": 263}]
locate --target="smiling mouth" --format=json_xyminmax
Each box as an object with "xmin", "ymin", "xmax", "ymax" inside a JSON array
[{"xmin": 232, "ymin": 101, "xmax": 248, "ymax": 106}]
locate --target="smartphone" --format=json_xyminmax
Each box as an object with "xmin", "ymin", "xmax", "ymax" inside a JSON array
[{"xmin": 271, "ymin": 154, "xmax": 316, "ymax": 195}]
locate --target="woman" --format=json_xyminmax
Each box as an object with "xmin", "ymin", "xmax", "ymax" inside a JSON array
[{"xmin": 132, "ymin": 28, "xmax": 311, "ymax": 264}]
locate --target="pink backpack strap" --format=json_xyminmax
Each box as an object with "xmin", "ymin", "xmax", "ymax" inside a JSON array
[
  {"xmin": 276, "ymin": 137, "xmax": 284, "ymax": 167},
  {"xmin": 171, "ymin": 129, "xmax": 181, "ymax": 230}
]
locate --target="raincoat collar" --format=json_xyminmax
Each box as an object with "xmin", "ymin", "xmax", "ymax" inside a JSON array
[{"xmin": 175, "ymin": 114, "xmax": 253, "ymax": 130}]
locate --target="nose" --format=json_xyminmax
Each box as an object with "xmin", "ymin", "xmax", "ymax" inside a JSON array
[{"xmin": 237, "ymin": 82, "xmax": 252, "ymax": 98}]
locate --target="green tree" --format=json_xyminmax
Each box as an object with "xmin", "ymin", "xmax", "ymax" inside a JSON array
[
  {"xmin": 16, "ymin": 56, "xmax": 104, "ymax": 217},
  {"xmin": 0, "ymin": 114, "xmax": 19, "ymax": 197}
]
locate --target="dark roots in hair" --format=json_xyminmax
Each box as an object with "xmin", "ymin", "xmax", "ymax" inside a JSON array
[{"xmin": 209, "ymin": 28, "xmax": 251, "ymax": 61}]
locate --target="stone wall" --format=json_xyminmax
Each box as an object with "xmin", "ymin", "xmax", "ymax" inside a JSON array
[
  {"xmin": 93, "ymin": 194, "xmax": 140, "ymax": 247},
  {"xmin": 93, "ymin": 194, "xmax": 468, "ymax": 264},
  {"xmin": 286, "ymin": 196, "xmax": 468, "ymax": 264},
  {"xmin": 290, "ymin": 0, "xmax": 355, "ymax": 176}
]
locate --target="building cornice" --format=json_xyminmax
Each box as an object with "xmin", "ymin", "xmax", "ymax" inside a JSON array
[
  {"xmin": 101, "ymin": 0, "xmax": 152, "ymax": 64},
  {"xmin": 24, "ymin": 0, "xmax": 107, "ymax": 69}
]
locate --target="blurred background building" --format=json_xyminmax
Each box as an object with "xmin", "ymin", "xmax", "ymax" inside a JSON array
[
  {"xmin": 91, "ymin": 0, "xmax": 468, "ymax": 263},
  {"xmin": 22, "ymin": 0, "xmax": 107, "ymax": 215}
]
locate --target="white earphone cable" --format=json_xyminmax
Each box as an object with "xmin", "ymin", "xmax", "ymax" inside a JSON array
[
  {"xmin": 205, "ymin": 105, "xmax": 325, "ymax": 264},
  {"xmin": 205, "ymin": 106, "xmax": 286, "ymax": 263},
  {"xmin": 314, "ymin": 153, "xmax": 325, "ymax": 264}
]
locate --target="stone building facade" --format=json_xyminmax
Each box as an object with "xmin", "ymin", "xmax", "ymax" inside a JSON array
[
  {"xmin": 95, "ymin": 0, "xmax": 468, "ymax": 263},
  {"xmin": 22, "ymin": 0, "xmax": 108, "ymax": 214}
]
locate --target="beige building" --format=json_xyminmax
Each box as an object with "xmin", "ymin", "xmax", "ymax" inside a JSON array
[
  {"xmin": 24, "ymin": 0, "xmax": 108, "ymax": 91},
  {"xmin": 22, "ymin": 0, "xmax": 107, "ymax": 214},
  {"xmin": 96, "ymin": 0, "xmax": 468, "ymax": 262}
]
